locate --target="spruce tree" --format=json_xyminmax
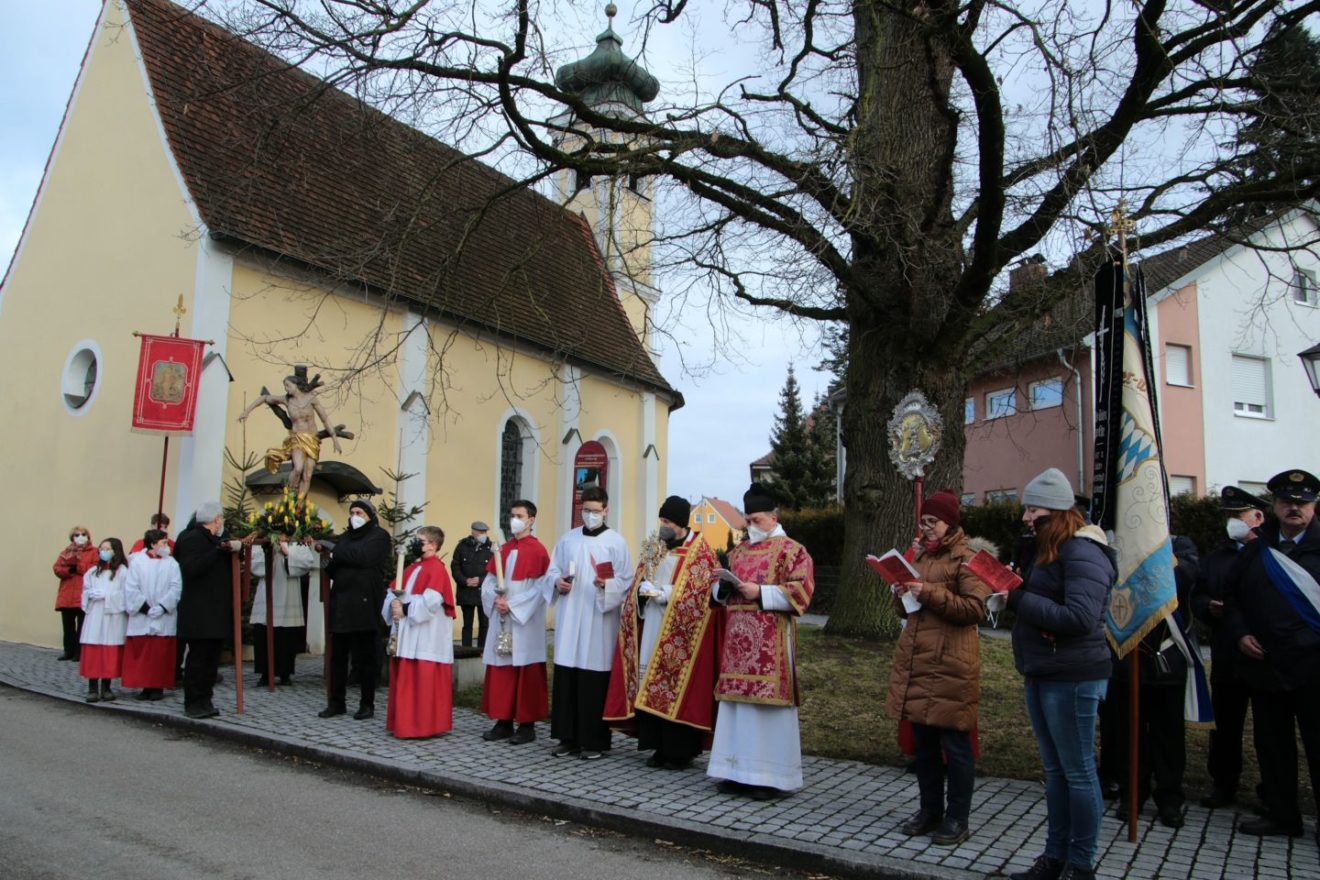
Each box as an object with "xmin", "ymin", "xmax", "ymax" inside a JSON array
[
  {"xmin": 805, "ymin": 393, "xmax": 839, "ymax": 506},
  {"xmin": 767, "ymin": 365, "xmax": 811, "ymax": 509}
]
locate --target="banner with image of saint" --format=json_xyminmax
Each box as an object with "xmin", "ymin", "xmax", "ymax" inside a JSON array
[{"xmin": 131, "ymin": 334, "xmax": 206, "ymax": 434}]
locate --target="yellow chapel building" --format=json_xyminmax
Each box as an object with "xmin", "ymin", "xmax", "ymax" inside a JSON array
[{"xmin": 0, "ymin": 0, "xmax": 680, "ymax": 648}]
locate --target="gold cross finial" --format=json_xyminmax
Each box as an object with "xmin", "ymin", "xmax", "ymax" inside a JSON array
[{"xmin": 172, "ymin": 294, "xmax": 187, "ymax": 336}]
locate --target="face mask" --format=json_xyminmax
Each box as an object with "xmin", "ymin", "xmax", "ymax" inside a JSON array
[
  {"xmin": 509, "ymin": 517, "xmax": 527, "ymax": 535},
  {"xmin": 155, "ymin": 546, "xmax": 171, "ymax": 558},
  {"xmin": 658, "ymin": 525, "xmax": 677, "ymax": 542},
  {"xmin": 73, "ymin": 535, "xmax": 88, "ymax": 546},
  {"xmin": 99, "ymin": 549, "xmax": 113, "ymax": 562},
  {"xmin": 747, "ymin": 524, "xmax": 771, "ymax": 544},
  {"xmin": 350, "ymin": 514, "xmax": 367, "ymax": 530},
  {"xmin": 1226, "ymin": 518, "xmax": 1252, "ymax": 542},
  {"xmin": 477, "ymin": 535, "xmax": 489, "ymax": 544},
  {"xmin": 582, "ymin": 511, "xmax": 605, "ymax": 530}
]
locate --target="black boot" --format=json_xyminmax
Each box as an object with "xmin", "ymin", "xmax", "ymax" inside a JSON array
[
  {"xmin": 1009, "ymin": 856, "xmax": 1063, "ymax": 880},
  {"xmin": 898, "ymin": 809, "xmax": 941, "ymax": 836},
  {"xmin": 483, "ymin": 720, "xmax": 514, "ymax": 741},
  {"xmin": 99, "ymin": 680, "xmax": 116, "ymax": 702},
  {"xmin": 85, "ymin": 681, "xmax": 100, "ymax": 703}
]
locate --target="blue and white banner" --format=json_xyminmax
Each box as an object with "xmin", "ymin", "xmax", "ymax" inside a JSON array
[
  {"xmin": 1092, "ymin": 259, "xmax": 1178, "ymax": 657},
  {"xmin": 1166, "ymin": 610, "xmax": 1215, "ymax": 726}
]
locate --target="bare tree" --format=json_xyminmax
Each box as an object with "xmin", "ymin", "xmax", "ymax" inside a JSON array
[{"xmin": 220, "ymin": 0, "xmax": 1320, "ymax": 638}]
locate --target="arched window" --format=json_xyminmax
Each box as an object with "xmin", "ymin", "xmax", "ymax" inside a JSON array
[{"xmin": 499, "ymin": 420, "xmax": 524, "ymax": 535}]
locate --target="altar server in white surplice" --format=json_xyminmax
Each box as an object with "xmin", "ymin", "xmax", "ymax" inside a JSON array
[
  {"xmin": 249, "ymin": 542, "xmax": 317, "ymax": 686},
  {"xmin": 121, "ymin": 529, "xmax": 183, "ymax": 701},
  {"xmin": 545, "ymin": 485, "xmax": 634, "ymax": 759}
]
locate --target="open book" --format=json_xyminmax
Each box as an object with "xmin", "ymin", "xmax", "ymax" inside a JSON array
[
  {"xmin": 962, "ymin": 549, "xmax": 1022, "ymax": 593},
  {"xmin": 864, "ymin": 549, "xmax": 920, "ymax": 585}
]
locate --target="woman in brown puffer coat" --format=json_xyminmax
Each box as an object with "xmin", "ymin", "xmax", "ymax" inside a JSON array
[{"xmin": 886, "ymin": 491, "xmax": 992, "ymax": 847}]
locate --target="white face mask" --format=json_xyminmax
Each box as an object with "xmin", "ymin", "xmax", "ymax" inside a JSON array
[
  {"xmin": 72, "ymin": 535, "xmax": 88, "ymax": 546},
  {"xmin": 509, "ymin": 517, "xmax": 527, "ymax": 535},
  {"xmin": 582, "ymin": 511, "xmax": 605, "ymax": 530},
  {"xmin": 1226, "ymin": 518, "xmax": 1252, "ymax": 542},
  {"xmin": 747, "ymin": 524, "xmax": 772, "ymax": 544},
  {"xmin": 155, "ymin": 545, "xmax": 171, "ymax": 558},
  {"xmin": 349, "ymin": 514, "xmax": 367, "ymax": 530}
]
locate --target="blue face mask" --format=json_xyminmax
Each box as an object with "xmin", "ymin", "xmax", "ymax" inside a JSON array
[{"xmin": 99, "ymin": 549, "xmax": 114, "ymax": 562}]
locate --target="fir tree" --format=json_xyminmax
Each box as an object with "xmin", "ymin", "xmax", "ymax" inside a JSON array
[
  {"xmin": 805, "ymin": 392, "xmax": 839, "ymax": 506},
  {"xmin": 767, "ymin": 365, "xmax": 812, "ymax": 510}
]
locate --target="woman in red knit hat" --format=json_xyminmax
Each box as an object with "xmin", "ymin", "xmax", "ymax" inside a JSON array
[{"xmin": 886, "ymin": 490, "xmax": 992, "ymax": 847}]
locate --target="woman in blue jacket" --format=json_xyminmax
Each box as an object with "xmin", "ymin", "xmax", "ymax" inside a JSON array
[{"xmin": 1004, "ymin": 469, "xmax": 1115, "ymax": 880}]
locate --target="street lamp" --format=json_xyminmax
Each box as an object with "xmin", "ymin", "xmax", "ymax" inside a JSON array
[{"xmin": 1300, "ymin": 342, "xmax": 1320, "ymax": 399}]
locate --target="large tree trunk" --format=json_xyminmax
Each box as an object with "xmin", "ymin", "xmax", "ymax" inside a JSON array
[{"xmin": 825, "ymin": 0, "xmax": 967, "ymax": 640}]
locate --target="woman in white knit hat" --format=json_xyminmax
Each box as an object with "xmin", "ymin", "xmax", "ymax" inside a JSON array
[{"xmin": 1002, "ymin": 468, "xmax": 1116, "ymax": 880}]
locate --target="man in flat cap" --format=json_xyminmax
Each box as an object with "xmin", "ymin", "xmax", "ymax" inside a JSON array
[
  {"xmin": 1191, "ymin": 486, "xmax": 1270, "ymax": 808},
  {"xmin": 451, "ymin": 521, "xmax": 494, "ymax": 649},
  {"xmin": 706, "ymin": 482, "xmax": 815, "ymax": 799},
  {"xmin": 1225, "ymin": 469, "xmax": 1320, "ymax": 839},
  {"xmin": 605, "ymin": 495, "xmax": 721, "ymax": 770}
]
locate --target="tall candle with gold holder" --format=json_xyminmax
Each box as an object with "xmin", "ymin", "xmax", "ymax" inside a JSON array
[{"xmin": 493, "ymin": 543, "xmax": 513, "ymax": 657}]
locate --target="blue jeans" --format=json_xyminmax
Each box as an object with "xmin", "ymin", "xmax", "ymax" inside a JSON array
[{"xmin": 1024, "ymin": 678, "xmax": 1108, "ymax": 870}]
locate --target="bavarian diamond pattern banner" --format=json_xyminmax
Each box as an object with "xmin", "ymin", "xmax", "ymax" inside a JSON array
[{"xmin": 1092, "ymin": 259, "xmax": 1177, "ymax": 658}]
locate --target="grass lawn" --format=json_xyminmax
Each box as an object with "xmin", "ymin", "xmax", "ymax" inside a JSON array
[{"xmin": 455, "ymin": 627, "xmax": 1306, "ymax": 811}]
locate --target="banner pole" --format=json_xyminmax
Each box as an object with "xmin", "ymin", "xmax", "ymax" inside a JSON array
[
  {"xmin": 157, "ymin": 437, "xmax": 169, "ymax": 525},
  {"xmin": 1128, "ymin": 652, "xmax": 1140, "ymax": 842}
]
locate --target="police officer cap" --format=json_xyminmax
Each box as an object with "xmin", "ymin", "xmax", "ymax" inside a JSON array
[
  {"xmin": 1266, "ymin": 469, "xmax": 1320, "ymax": 503},
  {"xmin": 1219, "ymin": 485, "xmax": 1270, "ymax": 514}
]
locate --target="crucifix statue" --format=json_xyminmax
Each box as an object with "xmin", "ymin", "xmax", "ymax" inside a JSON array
[{"xmin": 237, "ymin": 366, "xmax": 351, "ymax": 500}]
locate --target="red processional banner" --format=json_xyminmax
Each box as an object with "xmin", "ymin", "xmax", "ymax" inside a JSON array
[{"xmin": 131, "ymin": 334, "xmax": 207, "ymax": 434}]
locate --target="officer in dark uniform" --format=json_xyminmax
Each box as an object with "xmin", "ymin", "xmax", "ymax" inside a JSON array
[
  {"xmin": 1226, "ymin": 469, "xmax": 1320, "ymax": 838},
  {"xmin": 1190, "ymin": 485, "xmax": 1269, "ymax": 808}
]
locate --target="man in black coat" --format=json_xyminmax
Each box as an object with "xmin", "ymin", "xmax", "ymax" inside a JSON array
[
  {"xmin": 450, "ymin": 521, "xmax": 494, "ymax": 648},
  {"xmin": 320, "ymin": 498, "xmax": 391, "ymax": 720},
  {"xmin": 1190, "ymin": 485, "xmax": 1269, "ymax": 808},
  {"xmin": 1226, "ymin": 469, "xmax": 1320, "ymax": 839},
  {"xmin": 176, "ymin": 501, "xmax": 243, "ymax": 718}
]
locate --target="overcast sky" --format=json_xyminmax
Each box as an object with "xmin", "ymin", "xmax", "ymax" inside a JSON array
[{"xmin": 0, "ymin": 2, "xmax": 833, "ymax": 513}]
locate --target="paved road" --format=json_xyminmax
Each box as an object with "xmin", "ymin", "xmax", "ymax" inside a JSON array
[{"xmin": 0, "ymin": 687, "xmax": 798, "ymax": 880}]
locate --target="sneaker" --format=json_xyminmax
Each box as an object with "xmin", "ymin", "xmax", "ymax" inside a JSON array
[
  {"xmin": 482, "ymin": 720, "xmax": 514, "ymax": 742},
  {"xmin": 1010, "ymin": 856, "xmax": 1063, "ymax": 880},
  {"xmin": 508, "ymin": 724, "xmax": 536, "ymax": 745},
  {"xmin": 551, "ymin": 742, "xmax": 580, "ymax": 758},
  {"xmin": 898, "ymin": 809, "xmax": 942, "ymax": 837},
  {"xmin": 580, "ymin": 750, "xmax": 604, "ymax": 761},
  {"xmin": 930, "ymin": 817, "xmax": 970, "ymax": 846}
]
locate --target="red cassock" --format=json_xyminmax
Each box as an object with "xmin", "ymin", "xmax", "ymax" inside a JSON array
[
  {"xmin": 385, "ymin": 556, "xmax": 456, "ymax": 739},
  {"xmin": 481, "ymin": 535, "xmax": 551, "ymax": 723}
]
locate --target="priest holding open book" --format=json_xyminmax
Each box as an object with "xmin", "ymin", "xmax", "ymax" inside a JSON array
[{"xmin": 884, "ymin": 490, "xmax": 992, "ymax": 847}]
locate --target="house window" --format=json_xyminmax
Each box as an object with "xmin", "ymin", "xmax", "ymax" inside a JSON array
[
  {"xmin": 1292, "ymin": 268, "xmax": 1317, "ymax": 306},
  {"xmin": 1231, "ymin": 355, "xmax": 1271, "ymax": 418},
  {"xmin": 61, "ymin": 341, "xmax": 102, "ymax": 414},
  {"xmin": 964, "ymin": 398, "xmax": 975, "ymax": 424},
  {"xmin": 1169, "ymin": 475, "xmax": 1196, "ymax": 496},
  {"xmin": 1166, "ymin": 344, "xmax": 1192, "ymax": 386},
  {"xmin": 708, "ymin": 513, "xmax": 716, "ymax": 524},
  {"xmin": 986, "ymin": 489, "xmax": 1018, "ymax": 504},
  {"xmin": 573, "ymin": 170, "xmax": 593, "ymax": 194},
  {"xmin": 498, "ymin": 420, "xmax": 524, "ymax": 535},
  {"xmin": 1029, "ymin": 377, "xmax": 1064, "ymax": 410},
  {"xmin": 986, "ymin": 388, "xmax": 1017, "ymax": 419},
  {"xmin": 960, "ymin": 492, "xmax": 977, "ymax": 506}
]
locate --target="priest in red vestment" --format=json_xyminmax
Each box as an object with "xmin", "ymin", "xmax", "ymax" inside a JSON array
[
  {"xmin": 707, "ymin": 482, "xmax": 814, "ymax": 799},
  {"xmin": 605, "ymin": 495, "xmax": 720, "ymax": 769}
]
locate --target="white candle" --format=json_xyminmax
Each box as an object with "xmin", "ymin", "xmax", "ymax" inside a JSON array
[
  {"xmin": 568, "ymin": 560, "xmax": 577, "ymax": 579},
  {"xmin": 395, "ymin": 545, "xmax": 405, "ymax": 589},
  {"xmin": 493, "ymin": 541, "xmax": 505, "ymax": 591}
]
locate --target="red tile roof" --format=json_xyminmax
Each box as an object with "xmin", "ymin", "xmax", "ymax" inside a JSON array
[
  {"xmin": 703, "ymin": 497, "xmax": 746, "ymax": 530},
  {"xmin": 125, "ymin": 0, "xmax": 674, "ymax": 398}
]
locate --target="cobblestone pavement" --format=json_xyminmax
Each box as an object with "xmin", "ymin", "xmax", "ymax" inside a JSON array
[{"xmin": 3, "ymin": 640, "xmax": 1315, "ymax": 880}]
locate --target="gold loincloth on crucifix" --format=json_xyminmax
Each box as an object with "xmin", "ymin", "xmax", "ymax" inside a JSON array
[{"xmin": 265, "ymin": 431, "xmax": 322, "ymax": 474}]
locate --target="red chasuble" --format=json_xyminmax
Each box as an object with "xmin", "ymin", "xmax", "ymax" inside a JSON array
[
  {"xmin": 715, "ymin": 535, "xmax": 814, "ymax": 707},
  {"xmin": 605, "ymin": 533, "xmax": 721, "ymax": 731}
]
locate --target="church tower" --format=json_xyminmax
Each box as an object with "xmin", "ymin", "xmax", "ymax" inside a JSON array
[{"xmin": 553, "ymin": 4, "xmax": 661, "ymax": 355}]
